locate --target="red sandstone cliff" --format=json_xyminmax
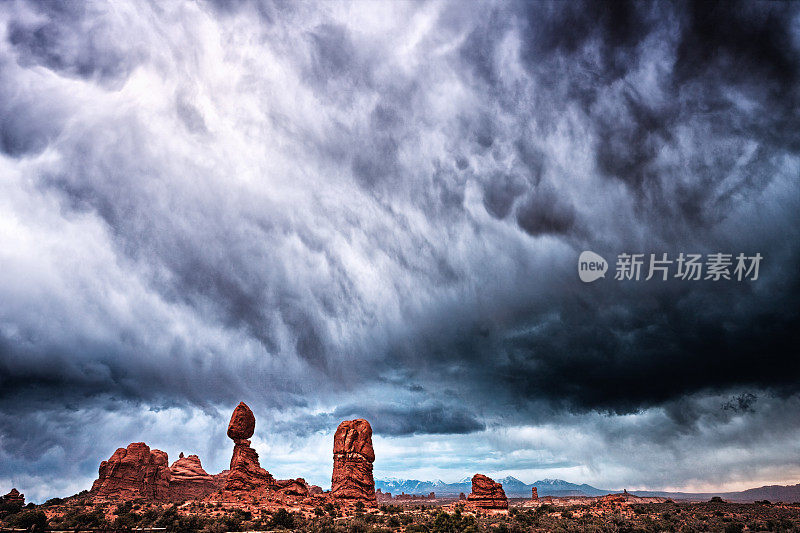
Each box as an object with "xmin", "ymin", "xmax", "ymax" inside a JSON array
[{"xmin": 90, "ymin": 443, "xmax": 171, "ymax": 501}]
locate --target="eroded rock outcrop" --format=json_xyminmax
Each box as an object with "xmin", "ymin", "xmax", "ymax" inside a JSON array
[
  {"xmin": 531, "ymin": 486, "xmax": 538, "ymax": 501},
  {"xmin": 85, "ymin": 404, "xmax": 374, "ymax": 509},
  {"xmin": 331, "ymin": 419, "xmax": 375, "ymax": 501},
  {"xmin": 466, "ymin": 474, "xmax": 508, "ymax": 510},
  {"xmin": 273, "ymin": 478, "xmax": 309, "ymax": 497},
  {"xmin": 90, "ymin": 443, "xmax": 171, "ymax": 501},
  {"xmin": 1, "ymin": 488, "xmax": 24, "ymax": 507},
  {"xmin": 222, "ymin": 402, "xmax": 274, "ymax": 493},
  {"xmin": 168, "ymin": 453, "xmax": 221, "ymax": 501}
]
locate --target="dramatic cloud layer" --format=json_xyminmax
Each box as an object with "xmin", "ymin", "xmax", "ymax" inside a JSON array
[{"xmin": 0, "ymin": 0, "xmax": 798, "ymax": 501}]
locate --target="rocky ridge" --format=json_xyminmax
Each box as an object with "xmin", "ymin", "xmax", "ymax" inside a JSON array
[{"xmin": 85, "ymin": 402, "xmax": 376, "ymax": 509}]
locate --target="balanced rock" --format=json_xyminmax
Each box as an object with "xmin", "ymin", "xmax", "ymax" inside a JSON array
[
  {"xmin": 90, "ymin": 442, "xmax": 171, "ymax": 501},
  {"xmin": 466, "ymin": 474, "xmax": 508, "ymax": 510},
  {"xmin": 227, "ymin": 402, "xmax": 256, "ymax": 441},
  {"xmin": 223, "ymin": 402, "xmax": 274, "ymax": 492},
  {"xmin": 2, "ymin": 488, "xmax": 24, "ymax": 507},
  {"xmin": 168, "ymin": 453, "xmax": 220, "ymax": 501},
  {"xmin": 331, "ymin": 419, "xmax": 375, "ymax": 501}
]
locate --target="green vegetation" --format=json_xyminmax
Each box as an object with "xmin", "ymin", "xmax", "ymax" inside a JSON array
[{"xmin": 5, "ymin": 510, "xmax": 47, "ymax": 531}]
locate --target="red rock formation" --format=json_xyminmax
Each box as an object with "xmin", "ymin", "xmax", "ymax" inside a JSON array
[
  {"xmin": 90, "ymin": 443, "xmax": 171, "ymax": 501},
  {"xmin": 222, "ymin": 402, "xmax": 274, "ymax": 493},
  {"xmin": 394, "ymin": 492, "xmax": 436, "ymax": 501},
  {"xmin": 273, "ymin": 478, "xmax": 309, "ymax": 497},
  {"xmin": 168, "ymin": 453, "xmax": 221, "ymax": 501},
  {"xmin": 308, "ymin": 485, "xmax": 323, "ymax": 496},
  {"xmin": 531, "ymin": 486, "xmax": 538, "ymax": 501},
  {"xmin": 459, "ymin": 492, "xmax": 466, "ymax": 500},
  {"xmin": 227, "ymin": 402, "xmax": 256, "ymax": 440},
  {"xmin": 331, "ymin": 419, "xmax": 375, "ymax": 501},
  {"xmin": 466, "ymin": 474, "xmax": 508, "ymax": 510},
  {"xmin": 2, "ymin": 488, "xmax": 24, "ymax": 507},
  {"xmin": 599, "ymin": 492, "xmax": 629, "ymax": 503}
]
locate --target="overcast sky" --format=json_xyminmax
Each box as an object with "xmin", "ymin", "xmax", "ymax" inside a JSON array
[{"xmin": 1, "ymin": 0, "xmax": 799, "ymax": 503}]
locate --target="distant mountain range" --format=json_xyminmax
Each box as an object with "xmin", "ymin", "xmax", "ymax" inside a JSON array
[
  {"xmin": 374, "ymin": 477, "xmax": 800, "ymax": 502},
  {"xmin": 375, "ymin": 477, "xmax": 609, "ymax": 498},
  {"xmin": 630, "ymin": 484, "xmax": 800, "ymax": 503}
]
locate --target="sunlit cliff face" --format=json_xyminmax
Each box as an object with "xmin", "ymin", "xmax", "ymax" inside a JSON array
[{"xmin": 0, "ymin": 0, "xmax": 799, "ymax": 502}]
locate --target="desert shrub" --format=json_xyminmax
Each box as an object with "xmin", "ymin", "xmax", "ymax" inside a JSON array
[
  {"xmin": 60, "ymin": 507, "xmax": 110, "ymax": 529},
  {"xmin": 114, "ymin": 510, "xmax": 143, "ymax": 528},
  {"xmin": 0, "ymin": 499, "xmax": 24, "ymax": 518},
  {"xmin": 345, "ymin": 517, "xmax": 371, "ymax": 533},
  {"xmin": 422, "ymin": 509, "xmax": 478, "ymax": 533},
  {"xmin": 202, "ymin": 520, "xmax": 226, "ymax": 533},
  {"xmin": 7, "ymin": 510, "xmax": 47, "ymax": 531},
  {"xmin": 220, "ymin": 513, "xmax": 242, "ymax": 531},
  {"xmin": 169, "ymin": 514, "xmax": 209, "ymax": 533},
  {"xmin": 269, "ymin": 508, "xmax": 294, "ymax": 529},
  {"xmin": 490, "ymin": 522, "xmax": 509, "ymax": 533}
]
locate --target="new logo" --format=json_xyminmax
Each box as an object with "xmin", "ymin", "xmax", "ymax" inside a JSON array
[{"xmin": 579, "ymin": 251, "xmax": 608, "ymax": 283}]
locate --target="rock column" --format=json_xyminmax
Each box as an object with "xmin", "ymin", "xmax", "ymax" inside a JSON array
[{"xmin": 331, "ymin": 419, "xmax": 376, "ymax": 501}]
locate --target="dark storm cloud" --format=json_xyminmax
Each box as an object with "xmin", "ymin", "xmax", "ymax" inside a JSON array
[
  {"xmin": 514, "ymin": 183, "xmax": 576, "ymax": 236},
  {"xmin": 722, "ymin": 393, "xmax": 758, "ymax": 414},
  {"xmin": 7, "ymin": 1, "xmax": 145, "ymax": 85},
  {"xmin": 0, "ymin": 0, "xmax": 799, "ymax": 499},
  {"xmin": 416, "ymin": 0, "xmax": 800, "ymax": 417},
  {"xmin": 333, "ymin": 403, "xmax": 485, "ymax": 436},
  {"xmin": 272, "ymin": 402, "xmax": 484, "ymax": 437}
]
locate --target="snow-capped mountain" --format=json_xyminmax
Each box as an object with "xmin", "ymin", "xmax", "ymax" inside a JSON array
[{"xmin": 374, "ymin": 477, "xmax": 610, "ymax": 498}]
